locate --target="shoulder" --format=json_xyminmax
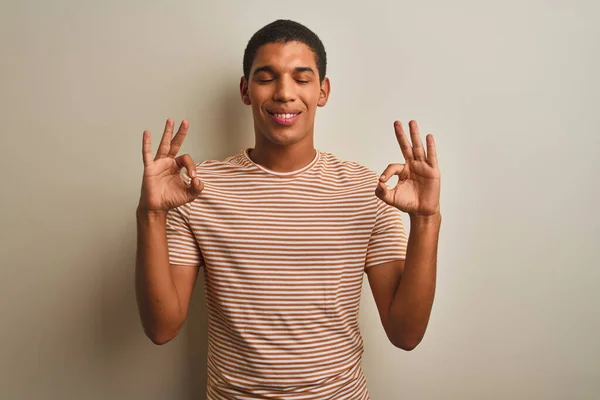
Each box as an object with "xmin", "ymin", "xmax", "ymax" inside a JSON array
[
  {"xmin": 193, "ymin": 150, "xmax": 250, "ymax": 178},
  {"xmin": 318, "ymin": 151, "xmax": 379, "ymax": 184}
]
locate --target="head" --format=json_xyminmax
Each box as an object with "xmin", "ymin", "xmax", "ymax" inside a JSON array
[{"xmin": 240, "ymin": 19, "xmax": 330, "ymax": 148}]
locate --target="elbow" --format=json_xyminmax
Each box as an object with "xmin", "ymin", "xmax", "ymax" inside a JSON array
[
  {"xmin": 391, "ymin": 337, "xmax": 421, "ymax": 351},
  {"xmin": 142, "ymin": 323, "xmax": 180, "ymax": 346},
  {"xmin": 147, "ymin": 332, "xmax": 174, "ymax": 346},
  {"xmin": 137, "ymin": 307, "xmax": 185, "ymax": 345},
  {"xmin": 388, "ymin": 330, "xmax": 424, "ymax": 351},
  {"xmin": 385, "ymin": 318, "xmax": 430, "ymax": 351}
]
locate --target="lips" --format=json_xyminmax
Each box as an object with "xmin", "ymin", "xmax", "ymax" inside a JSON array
[{"xmin": 267, "ymin": 110, "xmax": 301, "ymax": 126}]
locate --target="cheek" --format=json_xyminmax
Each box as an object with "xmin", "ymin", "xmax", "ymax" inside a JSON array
[
  {"xmin": 306, "ymin": 88, "xmax": 322, "ymax": 107},
  {"xmin": 303, "ymin": 96, "xmax": 320, "ymax": 114},
  {"xmin": 248, "ymin": 92, "xmax": 264, "ymax": 113},
  {"xmin": 248, "ymin": 86, "xmax": 267, "ymax": 106}
]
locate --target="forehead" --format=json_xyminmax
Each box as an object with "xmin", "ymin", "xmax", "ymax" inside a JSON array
[{"xmin": 251, "ymin": 41, "xmax": 318, "ymax": 73}]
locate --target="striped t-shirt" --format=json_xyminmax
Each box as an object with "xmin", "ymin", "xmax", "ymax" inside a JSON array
[{"xmin": 166, "ymin": 148, "xmax": 408, "ymax": 400}]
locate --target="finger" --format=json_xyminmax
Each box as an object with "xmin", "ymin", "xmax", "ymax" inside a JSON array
[
  {"xmin": 375, "ymin": 180, "xmax": 395, "ymax": 205},
  {"xmin": 176, "ymin": 154, "xmax": 203, "ymax": 198},
  {"xmin": 142, "ymin": 130, "xmax": 153, "ymax": 167},
  {"xmin": 175, "ymin": 154, "xmax": 197, "ymax": 181},
  {"xmin": 155, "ymin": 118, "xmax": 174, "ymax": 160},
  {"xmin": 426, "ymin": 134, "xmax": 438, "ymax": 167},
  {"xmin": 168, "ymin": 120, "xmax": 189, "ymax": 158},
  {"xmin": 409, "ymin": 120, "xmax": 426, "ymax": 161},
  {"xmin": 185, "ymin": 174, "xmax": 204, "ymax": 198},
  {"xmin": 394, "ymin": 121, "xmax": 414, "ymax": 161},
  {"xmin": 379, "ymin": 163, "xmax": 407, "ymax": 183}
]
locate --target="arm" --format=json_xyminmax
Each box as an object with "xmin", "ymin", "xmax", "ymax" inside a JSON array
[
  {"xmin": 135, "ymin": 208, "xmax": 199, "ymax": 345},
  {"xmin": 366, "ymin": 213, "xmax": 441, "ymax": 350},
  {"xmin": 135, "ymin": 118, "xmax": 204, "ymax": 345},
  {"xmin": 370, "ymin": 119, "xmax": 442, "ymax": 350}
]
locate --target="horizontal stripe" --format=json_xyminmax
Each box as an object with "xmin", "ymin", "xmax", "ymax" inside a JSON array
[{"xmin": 166, "ymin": 149, "xmax": 407, "ymax": 399}]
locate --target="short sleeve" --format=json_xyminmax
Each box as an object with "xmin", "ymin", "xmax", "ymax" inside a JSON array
[
  {"xmin": 166, "ymin": 203, "xmax": 204, "ymax": 267},
  {"xmin": 365, "ymin": 198, "xmax": 408, "ymax": 270}
]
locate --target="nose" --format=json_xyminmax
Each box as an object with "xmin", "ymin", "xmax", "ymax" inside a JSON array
[{"xmin": 273, "ymin": 75, "xmax": 295, "ymax": 103}]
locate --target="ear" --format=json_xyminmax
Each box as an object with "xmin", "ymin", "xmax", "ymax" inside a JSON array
[
  {"xmin": 317, "ymin": 77, "xmax": 331, "ymax": 107},
  {"xmin": 240, "ymin": 76, "xmax": 251, "ymax": 105}
]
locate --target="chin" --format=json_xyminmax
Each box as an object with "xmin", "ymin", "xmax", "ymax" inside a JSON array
[
  {"xmin": 260, "ymin": 126, "xmax": 307, "ymax": 146},
  {"xmin": 264, "ymin": 133, "xmax": 302, "ymax": 147}
]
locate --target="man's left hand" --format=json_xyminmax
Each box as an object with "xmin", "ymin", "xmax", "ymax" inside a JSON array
[{"xmin": 376, "ymin": 120, "xmax": 441, "ymax": 217}]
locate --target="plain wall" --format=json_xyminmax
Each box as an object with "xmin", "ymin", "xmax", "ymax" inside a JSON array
[{"xmin": 1, "ymin": 0, "xmax": 599, "ymax": 399}]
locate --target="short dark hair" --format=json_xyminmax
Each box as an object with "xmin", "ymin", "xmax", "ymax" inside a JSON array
[{"xmin": 243, "ymin": 19, "xmax": 327, "ymax": 83}]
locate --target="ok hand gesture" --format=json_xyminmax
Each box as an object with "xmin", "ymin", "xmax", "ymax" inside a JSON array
[
  {"xmin": 138, "ymin": 119, "xmax": 203, "ymax": 214},
  {"xmin": 376, "ymin": 120, "xmax": 441, "ymax": 217}
]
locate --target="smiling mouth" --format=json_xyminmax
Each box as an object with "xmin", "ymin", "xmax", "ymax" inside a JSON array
[{"xmin": 267, "ymin": 111, "xmax": 301, "ymax": 126}]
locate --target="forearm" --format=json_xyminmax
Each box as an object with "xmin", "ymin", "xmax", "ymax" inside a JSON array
[
  {"xmin": 135, "ymin": 207, "xmax": 184, "ymax": 343},
  {"xmin": 388, "ymin": 213, "xmax": 441, "ymax": 349}
]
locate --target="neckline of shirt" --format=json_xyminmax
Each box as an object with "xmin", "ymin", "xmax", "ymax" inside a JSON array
[{"xmin": 242, "ymin": 148, "xmax": 321, "ymax": 177}]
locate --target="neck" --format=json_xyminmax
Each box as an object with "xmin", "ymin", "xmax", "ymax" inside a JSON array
[{"xmin": 249, "ymin": 136, "xmax": 316, "ymax": 173}]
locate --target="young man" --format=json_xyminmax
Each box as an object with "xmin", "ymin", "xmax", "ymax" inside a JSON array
[{"xmin": 136, "ymin": 19, "xmax": 441, "ymax": 400}]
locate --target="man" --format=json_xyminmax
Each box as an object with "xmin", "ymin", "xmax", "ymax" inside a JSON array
[{"xmin": 136, "ymin": 19, "xmax": 441, "ymax": 400}]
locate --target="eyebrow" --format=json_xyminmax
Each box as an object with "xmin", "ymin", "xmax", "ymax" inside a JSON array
[{"xmin": 252, "ymin": 66, "xmax": 316, "ymax": 76}]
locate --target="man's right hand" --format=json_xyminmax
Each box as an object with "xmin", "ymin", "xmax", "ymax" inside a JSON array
[{"xmin": 138, "ymin": 118, "xmax": 204, "ymax": 214}]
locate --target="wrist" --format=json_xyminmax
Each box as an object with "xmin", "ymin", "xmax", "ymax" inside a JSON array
[
  {"xmin": 136, "ymin": 204, "xmax": 168, "ymax": 220},
  {"xmin": 409, "ymin": 212, "xmax": 442, "ymax": 226}
]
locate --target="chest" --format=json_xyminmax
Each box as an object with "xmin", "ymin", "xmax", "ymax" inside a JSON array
[{"xmin": 190, "ymin": 179, "xmax": 376, "ymax": 314}]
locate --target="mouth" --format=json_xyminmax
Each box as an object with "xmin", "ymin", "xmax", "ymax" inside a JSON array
[{"xmin": 267, "ymin": 110, "xmax": 301, "ymax": 126}]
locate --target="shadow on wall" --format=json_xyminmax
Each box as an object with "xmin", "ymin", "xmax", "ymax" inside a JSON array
[{"xmin": 186, "ymin": 73, "xmax": 253, "ymax": 400}]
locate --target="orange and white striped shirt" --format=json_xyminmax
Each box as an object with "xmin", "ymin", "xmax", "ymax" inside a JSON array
[{"xmin": 166, "ymin": 149, "xmax": 408, "ymax": 399}]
